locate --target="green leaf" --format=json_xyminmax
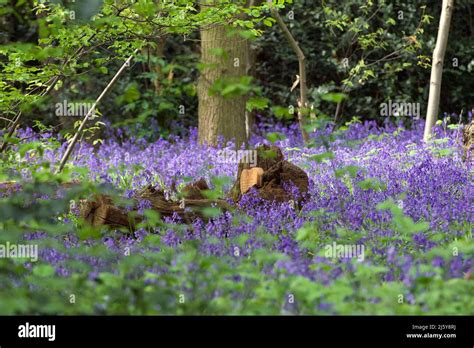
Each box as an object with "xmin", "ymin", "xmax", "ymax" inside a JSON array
[
  {"xmin": 33, "ymin": 265, "xmax": 55, "ymax": 278},
  {"xmin": 246, "ymin": 96, "xmax": 269, "ymax": 111},
  {"xmin": 357, "ymin": 178, "xmax": 386, "ymax": 191},
  {"xmin": 263, "ymin": 18, "xmax": 274, "ymax": 27},
  {"xmin": 201, "ymin": 207, "xmax": 222, "ymax": 218},
  {"xmin": 321, "ymin": 92, "xmax": 347, "ymax": 104},
  {"xmin": 335, "ymin": 165, "xmax": 361, "ymax": 178},
  {"xmin": 19, "ymin": 141, "xmax": 43, "ymax": 158},
  {"xmin": 308, "ymin": 151, "xmax": 335, "ymax": 163},
  {"xmin": 98, "ymin": 66, "xmax": 108, "ymax": 74},
  {"xmin": 296, "ymin": 227, "xmax": 310, "ymax": 241},
  {"xmin": 266, "ymin": 132, "xmax": 286, "ymax": 143}
]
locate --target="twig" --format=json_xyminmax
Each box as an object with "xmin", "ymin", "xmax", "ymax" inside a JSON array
[
  {"xmin": 56, "ymin": 50, "xmax": 139, "ymax": 174},
  {"xmin": 0, "ymin": 117, "xmax": 15, "ymax": 124}
]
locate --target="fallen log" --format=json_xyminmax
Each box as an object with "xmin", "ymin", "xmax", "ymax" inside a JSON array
[
  {"xmin": 80, "ymin": 145, "xmax": 309, "ymax": 230},
  {"xmin": 79, "ymin": 181, "xmax": 233, "ymax": 230},
  {"xmin": 2, "ymin": 146, "xmax": 309, "ymax": 231},
  {"xmin": 136, "ymin": 183, "xmax": 232, "ymax": 221},
  {"xmin": 0, "ymin": 180, "xmax": 82, "ymax": 193}
]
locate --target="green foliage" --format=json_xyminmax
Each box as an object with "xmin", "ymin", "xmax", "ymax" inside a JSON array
[
  {"xmin": 377, "ymin": 199, "xmax": 429, "ymax": 235},
  {"xmin": 0, "ymin": 0, "xmax": 273, "ymax": 138},
  {"xmin": 255, "ymin": 0, "xmax": 473, "ymax": 124}
]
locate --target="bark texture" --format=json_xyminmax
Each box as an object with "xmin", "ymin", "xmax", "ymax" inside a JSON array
[
  {"xmin": 423, "ymin": 0, "xmax": 455, "ymax": 142},
  {"xmin": 462, "ymin": 120, "xmax": 474, "ymax": 162},
  {"xmin": 80, "ymin": 180, "xmax": 233, "ymax": 230},
  {"xmin": 198, "ymin": 1, "xmax": 249, "ymax": 147}
]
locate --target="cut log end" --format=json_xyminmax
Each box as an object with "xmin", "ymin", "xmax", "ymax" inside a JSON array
[
  {"xmin": 240, "ymin": 167, "xmax": 264, "ymax": 194},
  {"xmin": 231, "ymin": 145, "xmax": 309, "ymax": 204},
  {"xmin": 462, "ymin": 120, "xmax": 474, "ymax": 163}
]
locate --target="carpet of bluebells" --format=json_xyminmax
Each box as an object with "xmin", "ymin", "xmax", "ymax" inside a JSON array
[{"xmin": 0, "ymin": 117, "xmax": 473, "ymax": 315}]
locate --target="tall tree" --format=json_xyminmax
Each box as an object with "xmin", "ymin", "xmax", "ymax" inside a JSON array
[
  {"xmin": 423, "ymin": 0, "xmax": 455, "ymax": 142},
  {"xmin": 197, "ymin": 1, "xmax": 251, "ymax": 147}
]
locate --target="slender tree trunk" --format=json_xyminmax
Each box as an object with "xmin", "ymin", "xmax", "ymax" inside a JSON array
[
  {"xmin": 198, "ymin": 2, "xmax": 249, "ymax": 148},
  {"xmin": 146, "ymin": 37, "xmax": 167, "ymax": 95},
  {"xmin": 423, "ymin": 0, "xmax": 455, "ymax": 142},
  {"xmin": 269, "ymin": 2, "xmax": 309, "ymax": 143},
  {"xmin": 245, "ymin": 38, "xmax": 258, "ymax": 141},
  {"xmin": 245, "ymin": 0, "xmax": 262, "ymax": 140}
]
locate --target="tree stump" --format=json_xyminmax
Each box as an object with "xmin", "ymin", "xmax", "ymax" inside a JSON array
[
  {"xmin": 229, "ymin": 145, "xmax": 309, "ymax": 203},
  {"xmin": 462, "ymin": 120, "xmax": 474, "ymax": 163}
]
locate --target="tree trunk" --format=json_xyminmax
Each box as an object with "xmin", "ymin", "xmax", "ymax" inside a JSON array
[
  {"xmin": 270, "ymin": 2, "xmax": 309, "ymax": 143},
  {"xmin": 198, "ymin": 2, "xmax": 249, "ymax": 148},
  {"xmin": 146, "ymin": 37, "xmax": 167, "ymax": 95},
  {"xmin": 423, "ymin": 0, "xmax": 455, "ymax": 142}
]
